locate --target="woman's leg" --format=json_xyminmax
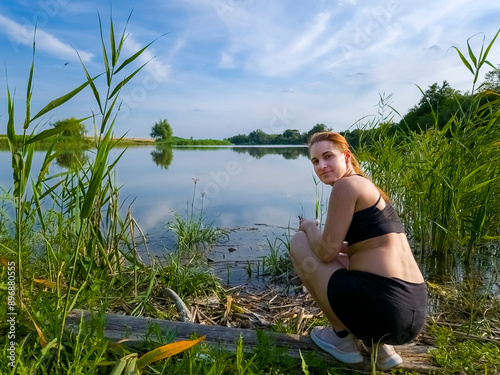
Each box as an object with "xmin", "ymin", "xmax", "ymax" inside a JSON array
[
  {"xmin": 290, "ymin": 231, "xmax": 348, "ymax": 332},
  {"xmin": 291, "ymin": 231, "xmax": 363, "ymax": 363}
]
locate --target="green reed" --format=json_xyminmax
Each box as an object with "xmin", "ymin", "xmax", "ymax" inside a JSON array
[
  {"xmin": 263, "ymin": 234, "xmax": 293, "ymax": 279},
  {"xmin": 359, "ymin": 100, "xmax": 500, "ymax": 258},
  {"xmin": 0, "ymin": 11, "xmax": 171, "ymax": 373},
  {"xmin": 159, "ymin": 252, "xmax": 224, "ymax": 301},
  {"xmin": 166, "ymin": 179, "xmax": 228, "ymax": 259},
  {"xmin": 52, "ymin": 10, "xmax": 164, "ymax": 362},
  {"xmin": 356, "ymin": 33, "xmax": 500, "ymax": 260}
]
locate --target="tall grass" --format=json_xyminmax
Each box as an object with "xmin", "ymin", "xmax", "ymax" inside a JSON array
[
  {"xmin": 356, "ymin": 32, "xmax": 500, "ymax": 261},
  {"xmin": 263, "ymin": 233, "xmax": 293, "ymax": 280},
  {"xmin": 0, "ymin": 13, "xmax": 256, "ymax": 373},
  {"xmin": 0, "ymin": 11, "xmax": 177, "ymax": 373},
  {"xmin": 166, "ymin": 179, "xmax": 228, "ymax": 258}
]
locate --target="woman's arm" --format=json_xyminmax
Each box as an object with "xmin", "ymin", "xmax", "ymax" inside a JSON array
[{"xmin": 299, "ymin": 179, "xmax": 357, "ymax": 263}]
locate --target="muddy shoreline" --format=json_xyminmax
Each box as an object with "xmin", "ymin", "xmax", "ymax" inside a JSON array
[{"xmin": 143, "ymin": 224, "xmax": 295, "ymax": 290}]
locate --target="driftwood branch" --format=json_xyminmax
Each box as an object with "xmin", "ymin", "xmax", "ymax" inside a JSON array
[
  {"xmin": 66, "ymin": 309, "xmax": 439, "ymax": 373},
  {"xmin": 161, "ymin": 288, "xmax": 193, "ymax": 322}
]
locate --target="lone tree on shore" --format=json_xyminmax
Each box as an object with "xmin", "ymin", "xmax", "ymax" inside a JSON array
[
  {"xmin": 150, "ymin": 119, "xmax": 173, "ymax": 141},
  {"xmin": 52, "ymin": 117, "xmax": 87, "ymax": 139}
]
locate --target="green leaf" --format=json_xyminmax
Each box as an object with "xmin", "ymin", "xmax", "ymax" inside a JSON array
[
  {"xmin": 75, "ymin": 47, "xmax": 103, "ymax": 114},
  {"xmin": 113, "ymin": 44, "xmax": 149, "ymax": 76},
  {"xmin": 23, "ymin": 143, "xmax": 34, "ymax": 184},
  {"xmin": 31, "ymin": 179, "xmax": 46, "ymax": 232},
  {"xmin": 115, "ymin": 11, "xmax": 134, "ymax": 63},
  {"xmin": 110, "ymin": 354, "xmax": 137, "ymax": 375},
  {"xmin": 34, "ymin": 138, "xmax": 61, "ymax": 189},
  {"xmin": 7, "ymin": 90, "xmax": 17, "ymax": 148},
  {"xmin": 484, "ymin": 59, "xmax": 497, "ymax": 70},
  {"xmin": 110, "ymin": 13, "xmax": 118, "ymax": 67},
  {"xmin": 98, "ymin": 13, "xmax": 112, "ymax": 87},
  {"xmin": 114, "ymin": 33, "xmax": 168, "ymax": 76},
  {"xmin": 24, "ymin": 33, "xmax": 36, "ymax": 130},
  {"xmin": 25, "ymin": 119, "xmax": 83, "ymax": 145},
  {"xmin": 300, "ymin": 350, "xmax": 310, "ymax": 375},
  {"xmin": 480, "ymin": 28, "xmax": 500, "ymax": 65},
  {"xmin": 0, "ymin": 242, "xmax": 16, "ymax": 254},
  {"xmin": 12, "ymin": 150, "xmax": 24, "ymax": 198},
  {"xmin": 464, "ymin": 175, "xmax": 500, "ymax": 193},
  {"xmin": 38, "ymin": 179, "xmax": 65, "ymax": 201},
  {"xmin": 466, "ymin": 37, "xmax": 478, "ymax": 68},
  {"xmin": 80, "ymin": 129, "xmax": 112, "ymax": 219},
  {"xmin": 452, "ymin": 46, "xmax": 474, "ymax": 75},
  {"xmin": 100, "ymin": 95, "xmax": 120, "ymax": 134},
  {"xmin": 80, "ymin": 161, "xmax": 106, "ymax": 219},
  {"xmin": 123, "ymin": 356, "xmax": 139, "ymax": 375},
  {"xmin": 31, "ymin": 79, "xmax": 95, "ymax": 123}
]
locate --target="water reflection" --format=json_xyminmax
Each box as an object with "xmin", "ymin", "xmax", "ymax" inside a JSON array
[
  {"xmin": 151, "ymin": 146, "xmax": 173, "ymax": 169},
  {"xmin": 56, "ymin": 150, "xmax": 88, "ymax": 170},
  {"xmin": 149, "ymin": 145, "xmax": 309, "ymax": 170},
  {"xmin": 230, "ymin": 146, "xmax": 309, "ymax": 160}
]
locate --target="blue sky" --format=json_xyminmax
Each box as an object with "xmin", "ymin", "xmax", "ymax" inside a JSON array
[{"xmin": 1, "ymin": 0, "xmax": 500, "ymax": 140}]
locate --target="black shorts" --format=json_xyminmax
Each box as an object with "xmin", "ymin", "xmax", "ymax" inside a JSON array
[{"xmin": 327, "ymin": 269, "xmax": 427, "ymax": 345}]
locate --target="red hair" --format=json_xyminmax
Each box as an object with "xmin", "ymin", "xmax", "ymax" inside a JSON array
[{"xmin": 308, "ymin": 132, "xmax": 390, "ymax": 202}]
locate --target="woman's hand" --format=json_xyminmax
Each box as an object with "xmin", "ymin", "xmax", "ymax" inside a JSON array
[{"xmin": 298, "ymin": 217, "xmax": 320, "ymax": 233}]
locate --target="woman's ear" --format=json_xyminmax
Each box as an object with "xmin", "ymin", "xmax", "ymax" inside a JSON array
[{"xmin": 345, "ymin": 149, "xmax": 351, "ymax": 163}]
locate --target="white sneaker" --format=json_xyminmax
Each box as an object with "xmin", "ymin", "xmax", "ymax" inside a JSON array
[
  {"xmin": 362, "ymin": 342, "xmax": 403, "ymax": 370},
  {"xmin": 310, "ymin": 326, "xmax": 363, "ymax": 364}
]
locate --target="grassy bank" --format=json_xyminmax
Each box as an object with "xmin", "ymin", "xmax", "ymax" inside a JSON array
[
  {"xmin": 0, "ymin": 135, "xmax": 231, "ymax": 150},
  {"xmin": 157, "ymin": 136, "xmax": 232, "ymax": 146}
]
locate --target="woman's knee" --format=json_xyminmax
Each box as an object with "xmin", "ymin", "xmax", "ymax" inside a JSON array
[
  {"xmin": 289, "ymin": 232, "xmax": 320, "ymax": 275},
  {"xmin": 290, "ymin": 231, "xmax": 309, "ymax": 259}
]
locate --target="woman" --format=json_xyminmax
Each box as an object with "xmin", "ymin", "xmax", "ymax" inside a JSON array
[{"xmin": 290, "ymin": 132, "xmax": 427, "ymax": 370}]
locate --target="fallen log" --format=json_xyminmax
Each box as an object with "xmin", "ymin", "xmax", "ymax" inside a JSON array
[{"xmin": 66, "ymin": 309, "xmax": 439, "ymax": 373}]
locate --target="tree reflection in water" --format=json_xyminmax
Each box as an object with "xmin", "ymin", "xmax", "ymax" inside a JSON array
[
  {"xmin": 230, "ymin": 146, "xmax": 309, "ymax": 160},
  {"xmin": 56, "ymin": 150, "xmax": 88, "ymax": 170},
  {"xmin": 151, "ymin": 146, "xmax": 173, "ymax": 169}
]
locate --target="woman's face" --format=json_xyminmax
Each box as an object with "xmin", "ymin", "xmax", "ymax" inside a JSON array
[{"xmin": 309, "ymin": 140, "xmax": 349, "ymax": 185}]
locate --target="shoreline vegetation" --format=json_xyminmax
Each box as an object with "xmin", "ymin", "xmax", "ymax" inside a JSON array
[
  {"xmin": 0, "ymin": 134, "xmax": 232, "ymax": 150},
  {"xmin": 1, "ymin": 10, "xmax": 499, "ymax": 374}
]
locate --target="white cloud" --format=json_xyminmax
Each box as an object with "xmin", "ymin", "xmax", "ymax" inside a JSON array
[
  {"xmin": 0, "ymin": 14, "xmax": 93, "ymax": 62},
  {"xmin": 123, "ymin": 35, "xmax": 171, "ymax": 82},
  {"xmin": 224, "ymin": 13, "xmax": 338, "ymax": 76},
  {"xmin": 289, "ymin": 12, "xmax": 331, "ymax": 54}
]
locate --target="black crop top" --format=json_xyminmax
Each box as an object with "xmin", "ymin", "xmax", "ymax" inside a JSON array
[{"xmin": 344, "ymin": 195, "xmax": 405, "ymax": 246}]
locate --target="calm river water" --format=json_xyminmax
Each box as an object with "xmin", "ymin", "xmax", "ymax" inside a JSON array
[
  {"xmin": 0, "ymin": 146, "xmax": 319, "ymax": 261},
  {"xmin": 0, "ymin": 146, "xmax": 317, "ymax": 228}
]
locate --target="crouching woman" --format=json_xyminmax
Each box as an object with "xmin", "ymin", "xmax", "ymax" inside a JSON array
[{"xmin": 290, "ymin": 132, "xmax": 427, "ymax": 371}]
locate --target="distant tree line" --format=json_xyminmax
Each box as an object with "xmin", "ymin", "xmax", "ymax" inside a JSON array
[
  {"xmin": 150, "ymin": 119, "xmax": 231, "ymax": 145},
  {"xmin": 228, "ymin": 65, "xmax": 500, "ymax": 148},
  {"xmin": 228, "ymin": 123, "xmax": 331, "ymax": 145},
  {"xmin": 342, "ymin": 72, "xmax": 500, "ymax": 150}
]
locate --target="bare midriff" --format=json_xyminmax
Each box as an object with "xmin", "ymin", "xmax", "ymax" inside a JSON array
[{"xmin": 346, "ymin": 233, "xmax": 425, "ymax": 284}]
